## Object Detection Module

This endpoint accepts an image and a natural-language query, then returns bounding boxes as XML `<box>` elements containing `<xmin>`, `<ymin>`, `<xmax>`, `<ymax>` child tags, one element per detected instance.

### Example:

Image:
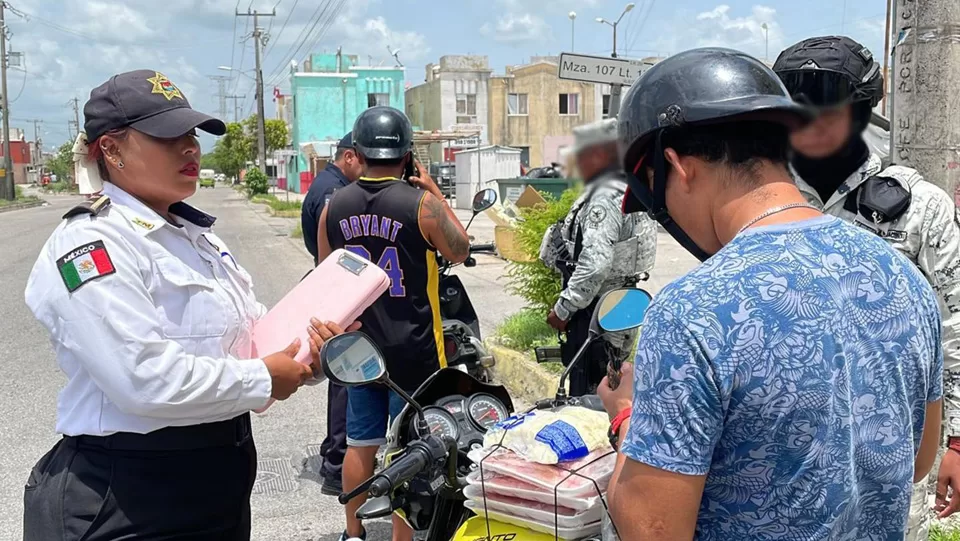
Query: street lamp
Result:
<box><xmin>595</xmin><ymin>2</ymin><xmax>634</xmax><ymax>58</ymax></box>
<box><xmin>569</xmin><ymin>11</ymin><xmax>577</xmax><ymax>51</ymax></box>
<box><xmin>218</xmin><ymin>65</ymin><xmax>255</xmax><ymax>81</ymax></box>
<box><xmin>761</xmin><ymin>23</ymin><xmax>769</xmax><ymax>61</ymax></box>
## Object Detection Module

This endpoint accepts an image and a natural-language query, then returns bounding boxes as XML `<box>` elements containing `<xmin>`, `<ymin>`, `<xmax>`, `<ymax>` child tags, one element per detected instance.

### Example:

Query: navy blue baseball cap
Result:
<box><xmin>84</xmin><ymin>69</ymin><xmax>226</xmax><ymax>142</ymax></box>
<box><xmin>337</xmin><ymin>132</ymin><xmax>354</xmax><ymax>149</ymax></box>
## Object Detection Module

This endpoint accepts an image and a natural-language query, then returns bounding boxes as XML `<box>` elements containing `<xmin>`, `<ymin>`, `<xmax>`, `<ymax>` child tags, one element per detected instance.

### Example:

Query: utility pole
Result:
<box><xmin>236</xmin><ymin>7</ymin><xmax>275</xmax><ymax>174</ymax></box>
<box><xmin>31</xmin><ymin>118</ymin><xmax>40</xmax><ymax>171</ymax></box>
<box><xmin>68</xmin><ymin>97</ymin><xmax>80</xmax><ymax>138</ymax></box>
<box><xmin>597</xmin><ymin>3</ymin><xmax>635</xmax><ymax>119</ymax></box>
<box><xmin>209</xmin><ymin>75</ymin><xmax>230</xmax><ymax>120</ymax></box>
<box><xmin>891</xmin><ymin>0</ymin><xmax>960</xmax><ymax>202</ymax></box>
<box><xmin>226</xmin><ymin>94</ymin><xmax>246</xmax><ymax>123</ymax></box>
<box><xmin>0</xmin><ymin>0</ymin><xmax>12</xmax><ymax>200</ymax></box>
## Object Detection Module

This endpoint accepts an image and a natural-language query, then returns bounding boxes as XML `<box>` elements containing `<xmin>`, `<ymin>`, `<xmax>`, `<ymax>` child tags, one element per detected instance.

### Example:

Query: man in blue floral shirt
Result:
<box><xmin>600</xmin><ymin>47</ymin><xmax>944</xmax><ymax>540</ymax></box>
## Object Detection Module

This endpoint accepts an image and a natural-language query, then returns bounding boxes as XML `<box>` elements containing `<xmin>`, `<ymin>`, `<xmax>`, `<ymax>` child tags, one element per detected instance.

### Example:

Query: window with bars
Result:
<box><xmin>456</xmin><ymin>94</ymin><xmax>477</xmax><ymax>116</ymax></box>
<box><xmin>507</xmin><ymin>93</ymin><xmax>529</xmax><ymax>115</ymax></box>
<box><xmin>559</xmin><ymin>93</ymin><xmax>580</xmax><ymax>115</ymax></box>
<box><xmin>367</xmin><ymin>93</ymin><xmax>390</xmax><ymax>107</ymax></box>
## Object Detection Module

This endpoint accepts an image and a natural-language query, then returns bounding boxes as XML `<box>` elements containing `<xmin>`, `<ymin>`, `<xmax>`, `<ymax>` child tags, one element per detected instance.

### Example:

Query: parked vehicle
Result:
<box><xmin>430</xmin><ymin>162</ymin><xmax>456</xmax><ymax>198</ymax></box>
<box><xmin>320</xmin><ymin>287</ymin><xmax>651</xmax><ymax>541</ymax></box>
<box><xmin>198</xmin><ymin>168</ymin><xmax>216</xmax><ymax>188</ymax></box>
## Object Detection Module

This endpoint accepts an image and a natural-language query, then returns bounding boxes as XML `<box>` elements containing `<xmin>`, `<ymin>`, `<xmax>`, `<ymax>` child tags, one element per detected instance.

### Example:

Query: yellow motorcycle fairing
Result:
<box><xmin>452</xmin><ymin>516</ymin><xmax>560</xmax><ymax>541</ymax></box>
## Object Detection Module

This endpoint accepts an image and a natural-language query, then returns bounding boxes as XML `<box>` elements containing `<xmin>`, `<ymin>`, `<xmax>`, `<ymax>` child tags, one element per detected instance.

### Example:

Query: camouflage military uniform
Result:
<box><xmin>542</xmin><ymin>170</ymin><xmax>658</xmax><ymax>352</ymax></box>
<box><xmin>794</xmin><ymin>153</ymin><xmax>960</xmax><ymax>540</ymax></box>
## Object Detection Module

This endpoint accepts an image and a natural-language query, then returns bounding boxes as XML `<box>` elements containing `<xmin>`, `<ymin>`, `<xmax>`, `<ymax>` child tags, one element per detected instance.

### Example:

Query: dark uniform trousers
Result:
<box><xmin>23</xmin><ymin>414</ymin><xmax>257</xmax><ymax>541</ymax></box>
<box><xmin>560</xmin><ymin>297</ymin><xmax>624</xmax><ymax>397</ymax></box>
<box><xmin>319</xmin><ymin>381</ymin><xmax>347</xmax><ymax>483</ymax></box>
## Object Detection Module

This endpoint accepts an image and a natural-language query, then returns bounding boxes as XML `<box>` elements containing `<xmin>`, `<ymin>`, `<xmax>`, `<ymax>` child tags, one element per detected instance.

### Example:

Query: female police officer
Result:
<box><xmin>22</xmin><ymin>70</ymin><xmax>345</xmax><ymax>540</ymax></box>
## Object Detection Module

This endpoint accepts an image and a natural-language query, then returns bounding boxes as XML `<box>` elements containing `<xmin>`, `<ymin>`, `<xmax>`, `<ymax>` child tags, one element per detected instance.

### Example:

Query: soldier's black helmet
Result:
<box><xmin>352</xmin><ymin>106</ymin><xmax>413</xmax><ymax>160</ymax></box>
<box><xmin>618</xmin><ymin>47</ymin><xmax>813</xmax><ymax>261</ymax></box>
<box><xmin>773</xmin><ymin>36</ymin><xmax>884</xmax><ymax>109</ymax></box>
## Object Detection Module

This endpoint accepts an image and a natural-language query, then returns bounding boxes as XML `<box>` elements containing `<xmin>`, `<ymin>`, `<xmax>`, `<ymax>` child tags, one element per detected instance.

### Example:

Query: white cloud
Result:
<box><xmin>481</xmin><ymin>13</ymin><xmax>552</xmax><ymax>44</ymax></box>
<box><xmin>76</xmin><ymin>1</ymin><xmax>155</xmax><ymax>43</ymax></box>
<box><xmin>653</xmin><ymin>4</ymin><xmax>782</xmax><ymax>61</ymax></box>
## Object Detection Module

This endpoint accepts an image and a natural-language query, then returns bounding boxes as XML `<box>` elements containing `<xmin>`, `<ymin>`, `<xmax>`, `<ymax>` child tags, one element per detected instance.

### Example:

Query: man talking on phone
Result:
<box><xmin>316</xmin><ymin>106</ymin><xmax>470</xmax><ymax>541</ymax></box>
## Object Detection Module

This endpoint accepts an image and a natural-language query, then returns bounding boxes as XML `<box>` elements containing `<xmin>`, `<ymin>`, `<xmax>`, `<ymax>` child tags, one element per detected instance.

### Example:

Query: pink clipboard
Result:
<box><xmin>251</xmin><ymin>249</ymin><xmax>389</xmax><ymax>412</ymax></box>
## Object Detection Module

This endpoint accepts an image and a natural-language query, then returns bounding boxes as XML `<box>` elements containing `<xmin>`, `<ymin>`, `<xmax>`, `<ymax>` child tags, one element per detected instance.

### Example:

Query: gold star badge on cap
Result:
<box><xmin>147</xmin><ymin>72</ymin><xmax>184</xmax><ymax>101</ymax></box>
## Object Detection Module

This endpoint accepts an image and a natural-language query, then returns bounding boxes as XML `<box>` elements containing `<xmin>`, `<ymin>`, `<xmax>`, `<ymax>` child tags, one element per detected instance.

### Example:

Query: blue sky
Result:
<box><xmin>12</xmin><ymin>0</ymin><xmax>888</xmax><ymax>152</ymax></box>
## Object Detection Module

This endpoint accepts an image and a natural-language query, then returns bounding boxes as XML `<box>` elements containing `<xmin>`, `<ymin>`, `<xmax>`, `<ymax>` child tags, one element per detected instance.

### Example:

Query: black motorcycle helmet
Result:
<box><xmin>619</xmin><ymin>47</ymin><xmax>813</xmax><ymax>261</ymax></box>
<box><xmin>352</xmin><ymin>106</ymin><xmax>413</xmax><ymax>160</ymax></box>
<box><xmin>773</xmin><ymin>36</ymin><xmax>883</xmax><ymax>110</ymax></box>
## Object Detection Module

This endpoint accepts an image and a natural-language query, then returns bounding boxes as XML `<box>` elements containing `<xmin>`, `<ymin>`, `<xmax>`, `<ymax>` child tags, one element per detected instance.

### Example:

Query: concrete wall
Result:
<box><xmin>488</xmin><ymin>62</ymin><xmax>599</xmax><ymax>167</ymax></box>
<box><xmin>406</xmin><ymin>79</ymin><xmax>442</xmax><ymax>131</ymax></box>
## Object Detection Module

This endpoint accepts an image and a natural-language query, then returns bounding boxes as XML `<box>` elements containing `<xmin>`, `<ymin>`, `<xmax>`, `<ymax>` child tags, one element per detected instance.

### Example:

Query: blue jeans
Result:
<box><xmin>345</xmin><ymin>384</ymin><xmax>406</xmax><ymax>447</ymax></box>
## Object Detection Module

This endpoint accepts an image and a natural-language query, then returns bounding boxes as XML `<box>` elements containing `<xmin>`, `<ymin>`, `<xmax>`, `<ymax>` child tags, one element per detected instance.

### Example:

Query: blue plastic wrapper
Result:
<box><xmin>534</xmin><ymin>420</ymin><xmax>589</xmax><ymax>462</ymax></box>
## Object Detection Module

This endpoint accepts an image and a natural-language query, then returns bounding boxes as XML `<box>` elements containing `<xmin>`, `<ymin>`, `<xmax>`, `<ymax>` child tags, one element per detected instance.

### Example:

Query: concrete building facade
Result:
<box><xmin>405</xmin><ymin>55</ymin><xmax>492</xmax><ymax>163</ymax></box>
<box><xmin>287</xmin><ymin>52</ymin><xmax>405</xmax><ymax>193</ymax></box>
<box><xmin>488</xmin><ymin>58</ymin><xmax>599</xmax><ymax>168</ymax></box>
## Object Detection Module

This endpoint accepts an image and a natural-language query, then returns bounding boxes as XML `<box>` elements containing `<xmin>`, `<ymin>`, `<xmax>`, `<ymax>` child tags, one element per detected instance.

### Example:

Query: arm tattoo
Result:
<box><xmin>425</xmin><ymin>195</ymin><xmax>469</xmax><ymax>258</ymax></box>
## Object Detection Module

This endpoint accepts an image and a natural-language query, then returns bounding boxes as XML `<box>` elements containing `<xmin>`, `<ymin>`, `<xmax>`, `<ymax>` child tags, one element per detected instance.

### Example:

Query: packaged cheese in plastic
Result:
<box><xmin>465</xmin><ymin>469</ymin><xmax>602</xmax><ymax>512</ymax></box>
<box><xmin>482</xmin><ymin>406</ymin><xmax>610</xmax><ymax>464</ymax></box>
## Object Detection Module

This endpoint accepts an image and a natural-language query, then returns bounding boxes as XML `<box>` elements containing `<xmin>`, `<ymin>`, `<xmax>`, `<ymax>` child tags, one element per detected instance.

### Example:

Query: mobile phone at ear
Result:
<box><xmin>403</xmin><ymin>158</ymin><xmax>416</xmax><ymax>184</ymax></box>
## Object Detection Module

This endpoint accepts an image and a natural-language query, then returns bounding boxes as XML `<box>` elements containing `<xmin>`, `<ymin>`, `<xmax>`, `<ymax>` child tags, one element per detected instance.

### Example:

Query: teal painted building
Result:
<box><xmin>287</xmin><ymin>53</ymin><xmax>406</xmax><ymax>193</ymax></box>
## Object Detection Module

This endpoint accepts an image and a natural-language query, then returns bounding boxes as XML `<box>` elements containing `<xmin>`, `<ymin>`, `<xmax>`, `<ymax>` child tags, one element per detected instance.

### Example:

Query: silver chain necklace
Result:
<box><xmin>737</xmin><ymin>202</ymin><xmax>819</xmax><ymax>234</ymax></box>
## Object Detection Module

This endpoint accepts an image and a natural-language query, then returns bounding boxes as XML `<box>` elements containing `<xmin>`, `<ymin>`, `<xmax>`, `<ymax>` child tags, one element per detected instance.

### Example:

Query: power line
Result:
<box><xmin>263</xmin><ymin>0</ymin><xmax>299</xmax><ymax>60</ymax></box>
<box><xmin>627</xmin><ymin>0</ymin><xmax>656</xmax><ymax>54</ymax></box>
<box><xmin>228</xmin><ymin>0</ymin><xmax>241</xmax><ymax>76</ymax></box>
<box><xmin>233</xmin><ymin>15</ymin><xmax>252</xmax><ymax>94</ymax></box>
<box><xmin>266</xmin><ymin>0</ymin><xmax>346</xmax><ymax>86</ymax></box>
<box><xmin>262</xmin><ymin>0</ymin><xmax>333</xmax><ymax>84</ymax></box>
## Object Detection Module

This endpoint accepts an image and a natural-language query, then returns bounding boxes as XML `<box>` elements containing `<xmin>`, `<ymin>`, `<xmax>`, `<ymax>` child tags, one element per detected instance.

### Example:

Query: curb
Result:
<box><xmin>0</xmin><ymin>199</ymin><xmax>45</xmax><ymax>213</ymax></box>
<box><xmin>267</xmin><ymin>207</ymin><xmax>301</xmax><ymax>218</ymax></box>
<box><xmin>488</xmin><ymin>344</ymin><xmax>559</xmax><ymax>405</ymax></box>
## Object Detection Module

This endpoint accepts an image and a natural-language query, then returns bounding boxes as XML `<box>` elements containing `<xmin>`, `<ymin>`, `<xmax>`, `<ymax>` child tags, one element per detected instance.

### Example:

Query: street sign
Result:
<box><xmin>557</xmin><ymin>52</ymin><xmax>651</xmax><ymax>86</ymax></box>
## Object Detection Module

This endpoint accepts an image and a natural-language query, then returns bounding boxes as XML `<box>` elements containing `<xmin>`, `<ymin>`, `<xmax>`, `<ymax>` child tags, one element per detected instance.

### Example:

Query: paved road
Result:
<box><xmin>0</xmin><ymin>186</ymin><xmax>524</xmax><ymax>541</ymax></box>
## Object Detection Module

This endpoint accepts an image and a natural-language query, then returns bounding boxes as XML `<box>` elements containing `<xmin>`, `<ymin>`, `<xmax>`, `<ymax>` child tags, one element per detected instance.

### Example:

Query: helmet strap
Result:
<box><xmin>648</xmin><ymin>130</ymin><xmax>714</xmax><ymax>262</ymax></box>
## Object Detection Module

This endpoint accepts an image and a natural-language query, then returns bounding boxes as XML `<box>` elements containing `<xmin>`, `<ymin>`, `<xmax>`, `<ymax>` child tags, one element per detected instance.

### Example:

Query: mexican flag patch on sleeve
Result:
<box><xmin>57</xmin><ymin>240</ymin><xmax>116</xmax><ymax>292</ymax></box>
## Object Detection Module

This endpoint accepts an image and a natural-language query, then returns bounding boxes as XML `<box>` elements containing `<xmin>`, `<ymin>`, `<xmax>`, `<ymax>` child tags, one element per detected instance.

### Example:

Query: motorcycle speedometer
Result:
<box><xmin>467</xmin><ymin>394</ymin><xmax>508</xmax><ymax>431</ymax></box>
<box><xmin>423</xmin><ymin>407</ymin><xmax>460</xmax><ymax>440</ymax></box>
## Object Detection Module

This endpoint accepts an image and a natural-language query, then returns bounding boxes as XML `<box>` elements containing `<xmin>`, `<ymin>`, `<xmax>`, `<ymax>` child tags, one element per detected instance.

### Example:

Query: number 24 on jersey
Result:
<box><xmin>345</xmin><ymin>245</ymin><xmax>406</xmax><ymax>297</ymax></box>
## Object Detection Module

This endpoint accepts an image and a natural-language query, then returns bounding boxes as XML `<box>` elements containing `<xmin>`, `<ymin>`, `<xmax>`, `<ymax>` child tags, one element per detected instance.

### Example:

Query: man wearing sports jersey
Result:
<box><xmin>317</xmin><ymin>106</ymin><xmax>470</xmax><ymax>541</ymax></box>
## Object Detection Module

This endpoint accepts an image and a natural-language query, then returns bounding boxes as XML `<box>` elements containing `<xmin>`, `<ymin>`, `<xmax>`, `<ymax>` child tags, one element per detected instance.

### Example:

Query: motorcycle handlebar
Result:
<box><xmin>470</xmin><ymin>244</ymin><xmax>495</xmax><ymax>253</ymax></box>
<box><xmin>366</xmin><ymin>442</ymin><xmax>434</xmax><ymax>498</ymax></box>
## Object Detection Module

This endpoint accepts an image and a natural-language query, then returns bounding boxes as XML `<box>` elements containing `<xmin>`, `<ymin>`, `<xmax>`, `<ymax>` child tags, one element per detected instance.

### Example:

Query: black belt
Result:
<box><xmin>66</xmin><ymin>414</ymin><xmax>252</xmax><ymax>452</ymax></box>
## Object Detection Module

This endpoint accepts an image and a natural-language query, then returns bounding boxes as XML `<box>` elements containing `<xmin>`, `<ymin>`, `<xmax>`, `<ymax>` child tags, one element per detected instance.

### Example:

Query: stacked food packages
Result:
<box><xmin>465</xmin><ymin>406</ymin><xmax>616</xmax><ymax>540</ymax></box>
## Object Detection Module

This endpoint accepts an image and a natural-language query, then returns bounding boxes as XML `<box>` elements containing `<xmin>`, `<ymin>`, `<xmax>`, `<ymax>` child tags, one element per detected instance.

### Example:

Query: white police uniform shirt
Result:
<box><xmin>25</xmin><ymin>182</ymin><xmax>273</xmax><ymax>437</ymax></box>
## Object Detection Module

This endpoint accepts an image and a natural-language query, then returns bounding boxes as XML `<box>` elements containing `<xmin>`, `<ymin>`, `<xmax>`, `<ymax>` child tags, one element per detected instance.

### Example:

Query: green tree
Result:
<box><xmin>243</xmin><ymin>167</ymin><xmax>269</xmax><ymax>197</ymax></box>
<box><xmin>242</xmin><ymin>115</ymin><xmax>289</xmax><ymax>155</ymax></box>
<box><xmin>211</xmin><ymin>122</ymin><xmax>251</xmax><ymax>181</ymax></box>
<box><xmin>47</xmin><ymin>141</ymin><xmax>74</xmax><ymax>182</ymax></box>
<box><xmin>200</xmin><ymin>152</ymin><xmax>220</xmax><ymax>172</ymax></box>
<box><xmin>504</xmin><ymin>189</ymin><xmax>581</xmax><ymax>314</ymax></box>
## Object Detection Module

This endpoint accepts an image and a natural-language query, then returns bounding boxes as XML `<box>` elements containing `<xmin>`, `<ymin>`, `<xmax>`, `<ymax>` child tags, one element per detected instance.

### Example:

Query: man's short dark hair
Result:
<box><xmin>334</xmin><ymin>147</ymin><xmax>349</xmax><ymax>161</ymax></box>
<box><xmin>660</xmin><ymin>120</ymin><xmax>790</xmax><ymax>183</ymax></box>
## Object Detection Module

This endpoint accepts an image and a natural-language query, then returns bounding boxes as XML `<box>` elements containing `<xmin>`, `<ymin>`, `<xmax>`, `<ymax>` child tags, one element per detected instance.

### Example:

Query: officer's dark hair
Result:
<box><xmin>657</xmin><ymin>120</ymin><xmax>791</xmax><ymax>185</ymax></box>
<box><xmin>334</xmin><ymin>147</ymin><xmax>350</xmax><ymax>161</ymax></box>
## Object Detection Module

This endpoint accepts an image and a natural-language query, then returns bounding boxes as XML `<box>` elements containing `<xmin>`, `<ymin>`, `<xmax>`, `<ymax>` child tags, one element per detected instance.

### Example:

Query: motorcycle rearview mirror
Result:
<box><xmin>592</xmin><ymin>287</ymin><xmax>652</xmax><ymax>334</ymax></box>
<box><xmin>554</xmin><ymin>288</ymin><xmax>652</xmax><ymax>404</ymax></box>
<box><xmin>464</xmin><ymin>189</ymin><xmax>498</xmax><ymax>231</ymax></box>
<box><xmin>321</xmin><ymin>332</ymin><xmax>429</xmax><ymax>431</ymax></box>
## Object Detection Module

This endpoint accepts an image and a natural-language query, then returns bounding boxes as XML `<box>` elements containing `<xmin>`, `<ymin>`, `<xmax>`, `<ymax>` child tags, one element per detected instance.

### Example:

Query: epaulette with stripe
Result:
<box><xmin>62</xmin><ymin>195</ymin><xmax>111</xmax><ymax>220</ymax></box>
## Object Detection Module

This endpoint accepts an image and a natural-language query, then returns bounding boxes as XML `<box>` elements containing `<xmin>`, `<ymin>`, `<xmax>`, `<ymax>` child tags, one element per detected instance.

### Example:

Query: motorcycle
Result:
<box><xmin>440</xmin><ymin>189</ymin><xmax>499</xmax><ymax>382</ymax></box>
<box><xmin>319</xmin><ymin>286</ymin><xmax>652</xmax><ymax>541</ymax></box>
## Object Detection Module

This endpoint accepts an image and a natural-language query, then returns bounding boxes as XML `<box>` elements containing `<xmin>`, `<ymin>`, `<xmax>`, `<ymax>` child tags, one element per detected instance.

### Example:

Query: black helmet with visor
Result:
<box><xmin>773</xmin><ymin>36</ymin><xmax>883</xmax><ymax>110</ymax></box>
